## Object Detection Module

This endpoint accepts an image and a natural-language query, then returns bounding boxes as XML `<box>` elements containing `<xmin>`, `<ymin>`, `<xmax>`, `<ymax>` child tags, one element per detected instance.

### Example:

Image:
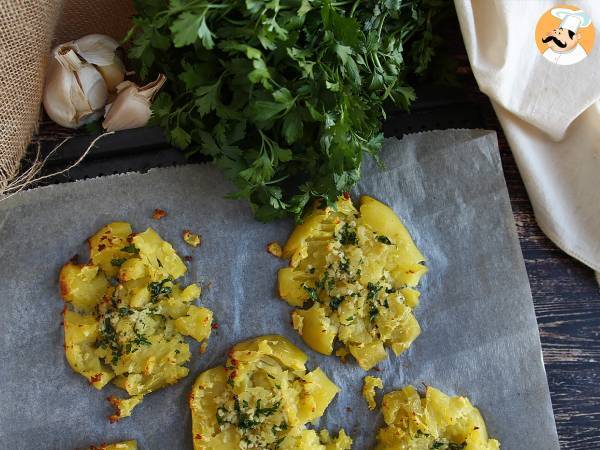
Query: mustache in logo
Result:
<box><xmin>542</xmin><ymin>35</ymin><xmax>567</xmax><ymax>48</ymax></box>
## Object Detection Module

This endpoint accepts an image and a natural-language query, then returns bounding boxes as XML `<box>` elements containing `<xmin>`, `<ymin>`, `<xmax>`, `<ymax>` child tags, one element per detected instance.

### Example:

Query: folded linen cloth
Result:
<box><xmin>454</xmin><ymin>0</ymin><xmax>600</xmax><ymax>281</ymax></box>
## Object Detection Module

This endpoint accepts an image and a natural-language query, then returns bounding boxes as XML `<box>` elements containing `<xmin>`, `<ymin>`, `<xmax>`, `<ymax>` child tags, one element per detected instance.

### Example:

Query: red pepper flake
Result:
<box><xmin>107</xmin><ymin>396</ymin><xmax>122</xmax><ymax>423</ymax></box>
<box><xmin>211</xmin><ymin>322</ymin><xmax>219</xmax><ymax>330</ymax></box>
<box><xmin>343</xmin><ymin>191</ymin><xmax>350</xmax><ymax>199</ymax></box>
<box><xmin>373</xmin><ymin>367</ymin><xmax>381</xmax><ymax>372</ymax></box>
<box><xmin>346</xmin><ymin>407</ymin><xmax>353</xmax><ymax>412</ymax></box>
<box><xmin>194</xmin><ymin>434</ymin><xmax>202</xmax><ymax>440</ymax></box>
<box><xmin>97</xmin><ymin>244</ymin><xmax>106</xmax><ymax>251</ymax></box>
<box><xmin>89</xmin><ymin>373</ymin><xmax>103</xmax><ymax>384</ymax></box>
<box><xmin>152</xmin><ymin>208</ymin><xmax>168</xmax><ymax>220</ymax></box>
<box><xmin>69</xmin><ymin>254</ymin><xmax>79</xmax><ymax>263</ymax></box>
<box><xmin>184</xmin><ymin>255</ymin><xmax>193</xmax><ymax>262</ymax></box>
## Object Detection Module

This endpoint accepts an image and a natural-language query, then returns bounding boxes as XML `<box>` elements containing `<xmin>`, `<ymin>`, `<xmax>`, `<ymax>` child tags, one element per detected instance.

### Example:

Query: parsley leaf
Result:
<box><xmin>129</xmin><ymin>0</ymin><xmax>450</xmax><ymax>221</ymax></box>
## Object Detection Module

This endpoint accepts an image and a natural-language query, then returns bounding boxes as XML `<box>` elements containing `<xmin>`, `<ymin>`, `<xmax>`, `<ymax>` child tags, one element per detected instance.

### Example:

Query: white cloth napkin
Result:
<box><xmin>455</xmin><ymin>0</ymin><xmax>600</xmax><ymax>281</ymax></box>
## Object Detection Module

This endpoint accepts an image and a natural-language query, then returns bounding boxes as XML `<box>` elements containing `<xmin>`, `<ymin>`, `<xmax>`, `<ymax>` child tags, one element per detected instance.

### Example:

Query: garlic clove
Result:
<box><xmin>69</xmin><ymin>70</ymin><xmax>94</xmax><ymax>120</ymax></box>
<box><xmin>76</xmin><ymin>64</ymin><xmax>108</xmax><ymax>111</ymax></box>
<box><xmin>43</xmin><ymin>57</ymin><xmax>78</xmax><ymax>128</ymax></box>
<box><xmin>73</xmin><ymin>34</ymin><xmax>120</xmax><ymax>66</ymax></box>
<box><xmin>103</xmin><ymin>89</ymin><xmax>152</xmax><ymax>131</ymax></box>
<box><xmin>102</xmin><ymin>74</ymin><xmax>167</xmax><ymax>132</ymax></box>
<box><xmin>72</xmin><ymin>34</ymin><xmax>126</xmax><ymax>93</ymax></box>
<box><xmin>96</xmin><ymin>56</ymin><xmax>126</xmax><ymax>92</ymax></box>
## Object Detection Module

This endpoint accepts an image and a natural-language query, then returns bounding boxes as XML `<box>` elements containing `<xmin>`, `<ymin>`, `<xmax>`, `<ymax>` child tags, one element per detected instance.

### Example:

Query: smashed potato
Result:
<box><xmin>60</xmin><ymin>222</ymin><xmax>213</xmax><ymax>421</ymax></box>
<box><xmin>189</xmin><ymin>335</ymin><xmax>352</xmax><ymax>450</ymax></box>
<box><xmin>362</xmin><ymin>376</ymin><xmax>384</xmax><ymax>411</ymax></box>
<box><xmin>88</xmin><ymin>441</ymin><xmax>137</xmax><ymax>450</ymax></box>
<box><xmin>376</xmin><ymin>385</ymin><xmax>500</xmax><ymax>450</ymax></box>
<box><xmin>277</xmin><ymin>195</ymin><xmax>427</xmax><ymax>370</ymax></box>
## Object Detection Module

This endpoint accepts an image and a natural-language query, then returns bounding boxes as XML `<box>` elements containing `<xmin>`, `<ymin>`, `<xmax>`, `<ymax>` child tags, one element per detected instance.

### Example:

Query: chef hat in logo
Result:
<box><xmin>551</xmin><ymin>8</ymin><xmax>592</xmax><ymax>33</ymax></box>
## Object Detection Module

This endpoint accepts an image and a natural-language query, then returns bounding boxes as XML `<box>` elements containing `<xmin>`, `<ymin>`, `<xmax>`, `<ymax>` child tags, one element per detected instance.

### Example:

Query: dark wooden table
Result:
<box><xmin>27</xmin><ymin>27</ymin><xmax>599</xmax><ymax>450</ymax></box>
<box><xmin>462</xmin><ymin>64</ymin><xmax>600</xmax><ymax>450</ymax></box>
<box><xmin>492</xmin><ymin>119</ymin><xmax>600</xmax><ymax>450</ymax></box>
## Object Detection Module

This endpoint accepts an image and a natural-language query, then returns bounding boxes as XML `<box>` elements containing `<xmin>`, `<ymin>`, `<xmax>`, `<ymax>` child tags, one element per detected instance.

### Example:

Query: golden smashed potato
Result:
<box><xmin>362</xmin><ymin>376</ymin><xmax>384</xmax><ymax>411</ymax></box>
<box><xmin>88</xmin><ymin>440</ymin><xmax>137</xmax><ymax>450</ymax></box>
<box><xmin>183</xmin><ymin>229</ymin><xmax>202</xmax><ymax>247</ymax></box>
<box><xmin>59</xmin><ymin>222</ymin><xmax>213</xmax><ymax>421</ymax></box>
<box><xmin>277</xmin><ymin>195</ymin><xmax>427</xmax><ymax>370</ymax></box>
<box><xmin>376</xmin><ymin>385</ymin><xmax>500</xmax><ymax>450</ymax></box>
<box><xmin>189</xmin><ymin>335</ymin><xmax>352</xmax><ymax>450</ymax></box>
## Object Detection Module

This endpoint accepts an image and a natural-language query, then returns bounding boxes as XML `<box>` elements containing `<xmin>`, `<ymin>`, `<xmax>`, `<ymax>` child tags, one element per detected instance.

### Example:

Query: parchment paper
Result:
<box><xmin>0</xmin><ymin>130</ymin><xmax>559</xmax><ymax>450</ymax></box>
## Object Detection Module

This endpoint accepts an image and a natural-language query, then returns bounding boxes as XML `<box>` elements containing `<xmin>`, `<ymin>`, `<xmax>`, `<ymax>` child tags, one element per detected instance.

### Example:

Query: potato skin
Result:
<box><xmin>277</xmin><ymin>195</ymin><xmax>427</xmax><ymax>370</ymax></box>
<box><xmin>60</xmin><ymin>222</ymin><xmax>213</xmax><ymax>421</ymax></box>
<box><xmin>190</xmin><ymin>336</ymin><xmax>350</xmax><ymax>450</ymax></box>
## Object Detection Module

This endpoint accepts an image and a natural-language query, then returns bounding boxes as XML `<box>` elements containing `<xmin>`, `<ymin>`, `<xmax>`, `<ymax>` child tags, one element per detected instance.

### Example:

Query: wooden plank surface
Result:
<box><xmin>496</xmin><ymin>124</ymin><xmax>600</xmax><ymax>450</ymax></box>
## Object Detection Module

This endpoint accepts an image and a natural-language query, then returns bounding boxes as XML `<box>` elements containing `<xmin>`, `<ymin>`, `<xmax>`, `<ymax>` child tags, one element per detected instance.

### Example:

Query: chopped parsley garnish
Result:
<box><xmin>367</xmin><ymin>282</ymin><xmax>382</xmax><ymax>300</ymax></box>
<box><xmin>369</xmin><ymin>303</ymin><xmax>379</xmax><ymax>321</ymax></box>
<box><xmin>255</xmin><ymin>399</ymin><xmax>281</xmax><ymax>417</ymax></box>
<box><xmin>118</xmin><ymin>307</ymin><xmax>133</xmax><ymax>317</ymax></box>
<box><xmin>148</xmin><ymin>277</ymin><xmax>173</xmax><ymax>303</ymax></box>
<box><xmin>303</xmin><ymin>285</ymin><xmax>320</xmax><ymax>303</ymax></box>
<box><xmin>337</xmin><ymin>223</ymin><xmax>358</xmax><ymax>246</ymax></box>
<box><xmin>329</xmin><ymin>296</ymin><xmax>344</xmax><ymax>310</ymax></box>
<box><xmin>346</xmin><ymin>316</ymin><xmax>354</xmax><ymax>322</ymax></box>
<box><xmin>271</xmin><ymin>421</ymin><xmax>288</xmax><ymax>435</ymax></box>
<box><xmin>120</xmin><ymin>244</ymin><xmax>139</xmax><ymax>254</ymax></box>
<box><xmin>376</xmin><ymin>235</ymin><xmax>392</xmax><ymax>245</ymax></box>
<box><xmin>338</xmin><ymin>258</ymin><xmax>350</xmax><ymax>274</ymax></box>
<box><xmin>385</xmin><ymin>287</ymin><xmax>397</xmax><ymax>294</ymax></box>
<box><xmin>234</xmin><ymin>398</ymin><xmax>257</xmax><ymax>429</ymax></box>
<box><xmin>97</xmin><ymin>317</ymin><xmax>122</xmax><ymax>364</ymax></box>
<box><xmin>132</xmin><ymin>331</ymin><xmax>151</xmax><ymax>347</ymax></box>
<box><xmin>216</xmin><ymin>406</ymin><xmax>228</xmax><ymax>425</ymax></box>
<box><xmin>111</xmin><ymin>258</ymin><xmax>127</xmax><ymax>267</ymax></box>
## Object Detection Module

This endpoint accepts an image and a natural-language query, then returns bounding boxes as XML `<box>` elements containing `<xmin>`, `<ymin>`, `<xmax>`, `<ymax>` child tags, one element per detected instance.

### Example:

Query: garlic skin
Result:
<box><xmin>103</xmin><ymin>74</ymin><xmax>166</xmax><ymax>132</ymax></box>
<box><xmin>43</xmin><ymin>34</ymin><xmax>126</xmax><ymax>128</ymax></box>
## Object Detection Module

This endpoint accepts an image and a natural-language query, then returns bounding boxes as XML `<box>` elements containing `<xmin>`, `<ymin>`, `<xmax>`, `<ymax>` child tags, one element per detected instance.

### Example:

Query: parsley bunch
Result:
<box><xmin>129</xmin><ymin>0</ymin><xmax>448</xmax><ymax>221</ymax></box>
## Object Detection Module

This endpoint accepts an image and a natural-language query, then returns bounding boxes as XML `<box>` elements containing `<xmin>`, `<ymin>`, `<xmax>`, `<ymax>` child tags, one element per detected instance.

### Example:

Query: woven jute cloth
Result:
<box><xmin>0</xmin><ymin>0</ymin><xmax>134</xmax><ymax>194</ymax></box>
<box><xmin>0</xmin><ymin>1</ymin><xmax>61</xmax><ymax>192</ymax></box>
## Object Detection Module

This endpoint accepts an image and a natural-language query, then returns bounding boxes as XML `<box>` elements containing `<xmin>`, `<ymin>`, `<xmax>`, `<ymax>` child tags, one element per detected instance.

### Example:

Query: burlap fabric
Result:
<box><xmin>0</xmin><ymin>0</ymin><xmax>134</xmax><ymax>194</ymax></box>
<box><xmin>0</xmin><ymin>1</ymin><xmax>61</xmax><ymax>192</ymax></box>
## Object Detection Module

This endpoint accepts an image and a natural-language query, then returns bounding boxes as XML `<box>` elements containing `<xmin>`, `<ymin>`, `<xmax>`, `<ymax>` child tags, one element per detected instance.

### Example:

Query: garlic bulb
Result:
<box><xmin>43</xmin><ymin>34</ymin><xmax>126</xmax><ymax>128</ymax></box>
<box><xmin>103</xmin><ymin>74</ymin><xmax>166</xmax><ymax>132</ymax></box>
